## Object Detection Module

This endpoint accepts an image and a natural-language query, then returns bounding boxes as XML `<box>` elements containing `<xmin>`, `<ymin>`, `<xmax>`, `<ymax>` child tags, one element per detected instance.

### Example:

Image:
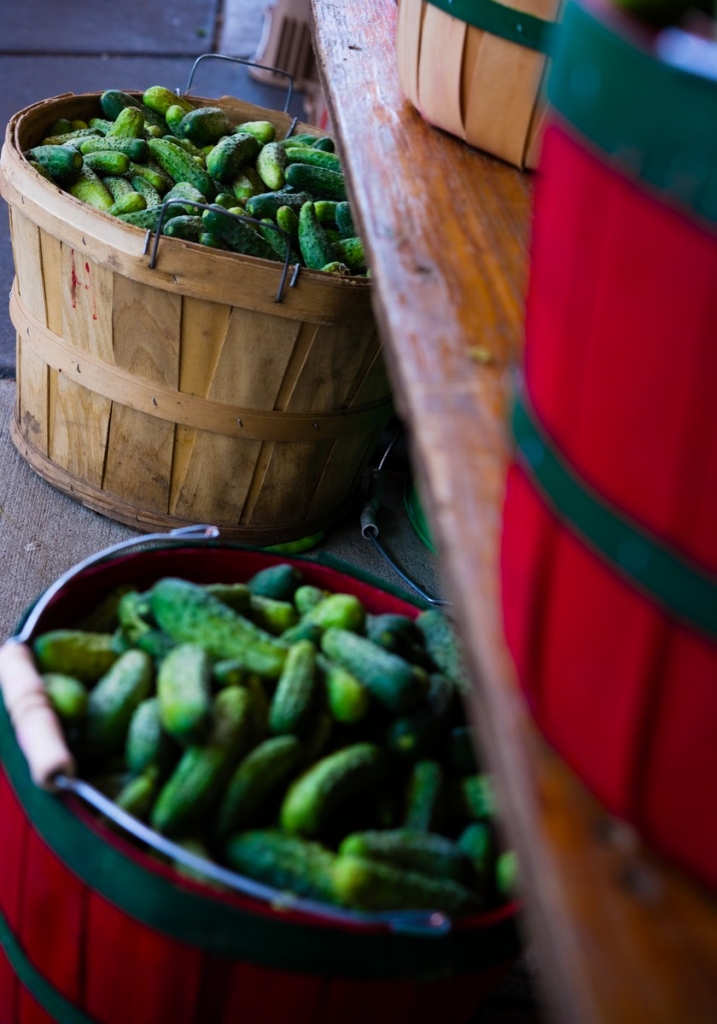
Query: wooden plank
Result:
<box><xmin>309</xmin><ymin>1</ymin><xmax>717</xmax><ymax>1023</ymax></box>
<box><xmin>102</xmin><ymin>276</ymin><xmax>179</xmax><ymax>512</ymax></box>
<box><xmin>9</xmin><ymin>211</ymin><xmax>49</xmax><ymax>454</ymax></box>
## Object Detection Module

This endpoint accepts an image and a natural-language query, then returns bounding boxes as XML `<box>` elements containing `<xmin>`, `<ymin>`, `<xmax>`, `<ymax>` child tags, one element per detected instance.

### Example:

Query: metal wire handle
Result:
<box><xmin>146</xmin><ymin>198</ymin><xmax>298</xmax><ymax>303</ymax></box>
<box><xmin>360</xmin><ymin>432</ymin><xmax>451</xmax><ymax>608</ymax></box>
<box><xmin>13</xmin><ymin>525</ymin><xmax>220</xmax><ymax>645</ymax></box>
<box><xmin>54</xmin><ymin>774</ymin><xmax>453</xmax><ymax>937</ymax></box>
<box><xmin>183</xmin><ymin>53</ymin><xmax>295</xmax><ymax>114</ymax></box>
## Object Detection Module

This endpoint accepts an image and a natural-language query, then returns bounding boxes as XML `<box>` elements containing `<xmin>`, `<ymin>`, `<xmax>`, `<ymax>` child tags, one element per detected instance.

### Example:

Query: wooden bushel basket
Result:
<box><xmin>0</xmin><ymin>92</ymin><xmax>393</xmax><ymax>546</ymax></box>
<box><xmin>0</xmin><ymin>540</ymin><xmax>520</xmax><ymax>1024</ymax></box>
<box><xmin>395</xmin><ymin>0</ymin><xmax>561</xmax><ymax>169</ymax></box>
<box><xmin>501</xmin><ymin>0</ymin><xmax>717</xmax><ymax>887</ymax></box>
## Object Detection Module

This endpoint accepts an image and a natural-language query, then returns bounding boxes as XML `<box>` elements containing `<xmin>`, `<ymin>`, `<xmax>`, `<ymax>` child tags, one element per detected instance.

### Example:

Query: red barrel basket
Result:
<box><xmin>0</xmin><ymin>537</ymin><xmax>520</xmax><ymax>1024</ymax></box>
<box><xmin>501</xmin><ymin>0</ymin><xmax>717</xmax><ymax>887</ymax></box>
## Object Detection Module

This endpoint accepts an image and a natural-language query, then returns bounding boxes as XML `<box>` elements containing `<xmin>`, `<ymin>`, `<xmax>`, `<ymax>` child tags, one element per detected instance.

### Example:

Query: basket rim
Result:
<box><xmin>0</xmin><ymin>91</ymin><xmax>374</xmax><ymax>325</ymax></box>
<box><xmin>4</xmin><ymin>543</ymin><xmax>522</xmax><ymax>978</ymax></box>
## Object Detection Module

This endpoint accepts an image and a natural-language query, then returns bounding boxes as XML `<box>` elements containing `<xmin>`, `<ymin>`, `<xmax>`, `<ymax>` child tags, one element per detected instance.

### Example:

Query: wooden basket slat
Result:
<box><xmin>417</xmin><ymin>4</ymin><xmax>467</xmax><ymax>141</ymax></box>
<box><xmin>62</xmin><ymin>248</ymin><xmax>115</xmax><ymax>361</ymax></box>
<box><xmin>178</xmin><ymin>295</ymin><xmax>233</xmax><ymax>399</ymax></box>
<box><xmin>463</xmin><ymin>34</ymin><xmax>546</xmax><ymax>169</ymax></box>
<box><xmin>395</xmin><ymin>0</ymin><xmax>425</xmax><ymax>109</ymax></box>
<box><xmin>170</xmin><ymin>432</ymin><xmax>264</xmax><ymax>524</ymax></box>
<box><xmin>12</xmin><ymin>211</ymin><xmax>52</xmax><ymax>457</ymax></box>
<box><xmin>306</xmin><ymin>429</ymin><xmax>381</xmax><ymax>521</ymax></box>
<box><xmin>244</xmin><ymin>438</ymin><xmax>337</xmax><ymax>525</ymax></box>
<box><xmin>104</xmin><ymin>406</ymin><xmax>176</xmax><ymax>512</ymax></box>
<box><xmin>10</xmin><ymin>210</ymin><xmax>47</xmax><ymax>325</ymax></box>
<box><xmin>111</xmin><ymin>275</ymin><xmax>181</xmax><ymax>385</ymax></box>
<box><xmin>49</xmin><ymin>372</ymin><xmax>111</xmax><ymax>488</ymax></box>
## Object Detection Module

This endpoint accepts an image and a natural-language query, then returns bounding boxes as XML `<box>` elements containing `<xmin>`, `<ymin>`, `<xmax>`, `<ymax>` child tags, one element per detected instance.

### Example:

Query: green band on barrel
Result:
<box><xmin>512</xmin><ymin>389</ymin><xmax>717</xmax><ymax>641</ymax></box>
<box><xmin>426</xmin><ymin>0</ymin><xmax>556</xmax><ymax>53</ymax></box>
<box><xmin>0</xmin><ymin>908</ymin><xmax>97</xmax><ymax>1024</ymax></box>
<box><xmin>547</xmin><ymin>0</ymin><xmax>717</xmax><ymax>227</ymax></box>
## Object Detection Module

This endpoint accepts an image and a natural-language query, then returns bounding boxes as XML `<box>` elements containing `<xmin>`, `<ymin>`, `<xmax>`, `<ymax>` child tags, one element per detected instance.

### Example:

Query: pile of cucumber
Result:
<box><xmin>24</xmin><ymin>86</ymin><xmax>368</xmax><ymax>276</ymax></box>
<box><xmin>31</xmin><ymin>563</ymin><xmax>516</xmax><ymax>918</ymax></box>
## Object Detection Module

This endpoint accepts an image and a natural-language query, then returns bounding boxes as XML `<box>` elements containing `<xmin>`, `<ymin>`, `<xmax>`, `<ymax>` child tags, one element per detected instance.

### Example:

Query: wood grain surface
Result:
<box><xmin>308</xmin><ymin>1</ymin><xmax>717</xmax><ymax>1022</ymax></box>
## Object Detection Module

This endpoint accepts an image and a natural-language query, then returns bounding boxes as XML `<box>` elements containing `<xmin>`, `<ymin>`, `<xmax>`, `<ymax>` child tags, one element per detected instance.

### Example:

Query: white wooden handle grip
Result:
<box><xmin>0</xmin><ymin>640</ymin><xmax>76</xmax><ymax>789</ymax></box>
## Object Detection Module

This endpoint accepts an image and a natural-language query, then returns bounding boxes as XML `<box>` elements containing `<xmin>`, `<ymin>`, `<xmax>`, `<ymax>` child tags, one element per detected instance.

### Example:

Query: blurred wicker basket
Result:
<box><xmin>396</xmin><ymin>0</ymin><xmax>562</xmax><ymax>169</ymax></box>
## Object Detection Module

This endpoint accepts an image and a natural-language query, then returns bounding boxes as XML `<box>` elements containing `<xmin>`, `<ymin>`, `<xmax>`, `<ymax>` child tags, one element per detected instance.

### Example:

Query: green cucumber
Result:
<box><xmin>106</xmin><ymin>106</ymin><xmax>145</xmax><ymax>139</ymax></box>
<box><xmin>318</xmin><ymin>656</ymin><xmax>370</xmax><ymax>724</ymax></box>
<box><xmin>338</xmin><ymin>829</ymin><xmax>472</xmax><ymax>884</ymax></box>
<box><xmin>156</xmin><ymin>642</ymin><xmax>213</xmax><ymax>745</ymax></box>
<box><xmin>280</xmin><ymin>742</ymin><xmax>385</xmax><ymax>836</ymax></box>
<box><xmin>177</xmin><ymin>106</ymin><xmax>231</xmax><ymax>146</ymax></box>
<box><xmin>285</xmin><ymin>163</ymin><xmax>347</xmax><ymax>201</ymax></box>
<box><xmin>227</xmin><ymin>165</ymin><xmax>265</xmax><ymax>202</ymax></box>
<box><xmin>255</xmin><ymin>142</ymin><xmax>288</xmax><ymax>190</ymax></box>
<box><xmin>163</xmin><ymin>214</ymin><xmax>205</xmax><ymax>241</ymax></box>
<box><xmin>114</xmin><ymin>767</ymin><xmax>161</xmax><ymax>821</ymax></box>
<box><xmin>80</xmin><ymin>136</ymin><xmax>149</xmax><ymax>161</ymax></box>
<box><xmin>450</xmin><ymin>773</ymin><xmax>495</xmax><ymax>823</ymax></box>
<box><xmin>149</xmin><ymin>577</ymin><xmax>288</xmax><ymax>679</ymax></box>
<box><xmin>150</xmin><ymin>687</ymin><xmax>253</xmax><ymax>836</ymax></box>
<box><xmin>32</xmin><ymin>630</ymin><xmax>118</xmax><ymax>684</ymax></box>
<box><xmin>83</xmin><ymin>649</ymin><xmax>154</xmax><ymax>756</ymax></box>
<box><xmin>200</xmin><ymin>205</ymin><xmax>278</xmax><ymax>260</ymax></box>
<box><xmin>26</xmin><ymin>144</ymin><xmax>83</xmax><ymax>185</ymax></box>
<box><xmin>128</xmin><ymin>160</ymin><xmax>173</xmax><ymax>193</ymax></box>
<box><xmin>247</xmin><ymin>563</ymin><xmax>303</xmax><ymax>602</ymax></box>
<box><xmin>205</xmin><ymin>582</ymin><xmax>252</xmax><ymax>613</ymax></box>
<box><xmin>42</xmin><ymin>673</ymin><xmax>88</xmax><ymax>722</ymax></box>
<box><xmin>223</xmin><ymin>829</ymin><xmax>336</xmax><ymax>902</ymax></box>
<box><xmin>147</xmin><ymin>139</ymin><xmax>216</xmax><ymax>200</ymax></box>
<box><xmin>415</xmin><ymin>609</ymin><xmax>470</xmax><ymax>694</ymax></box>
<box><xmin>335</xmin><ymin>201</ymin><xmax>355</xmax><ymax>238</ymax></box>
<box><xmin>233</xmin><ymin>120</ymin><xmax>276</xmax><ymax>145</ymax></box>
<box><xmin>268</xmin><ymin>639</ymin><xmax>318</xmax><ymax>736</ymax></box>
<box><xmin>311</xmin><ymin>136</ymin><xmax>335</xmax><ymax>152</ymax></box>
<box><xmin>333</xmin><ymin>236</ymin><xmax>367</xmax><ymax>274</ymax></box>
<box><xmin>130</xmin><ymin>175</ymin><xmax>162</xmax><ymax>207</ymax></box>
<box><xmin>301</xmin><ymin>593</ymin><xmax>366</xmax><ymax>633</ymax></box>
<box><xmin>214</xmin><ymin>735</ymin><xmax>303</xmax><ymax>839</ymax></box>
<box><xmin>125</xmin><ymin>696</ymin><xmax>177</xmax><ymax>776</ymax></box>
<box><xmin>248</xmin><ymin>594</ymin><xmax>299</xmax><ymax>635</ymax></box>
<box><xmin>332</xmin><ymin>854</ymin><xmax>480</xmax><ymax>917</ymax></box>
<box><xmin>457</xmin><ymin>821</ymin><xmax>498</xmax><ymax>893</ymax></box>
<box><xmin>108</xmin><ymin>192</ymin><xmax>147</xmax><ymax>217</ymax></box>
<box><xmin>82</xmin><ymin>151</ymin><xmax>131</xmax><ymax>176</ymax></box>
<box><xmin>244</xmin><ymin>189</ymin><xmax>313</xmax><ymax>220</ymax></box>
<box><xmin>293</xmin><ymin>584</ymin><xmax>330</xmax><ymax>616</ymax></box>
<box><xmin>99</xmin><ymin>90</ymin><xmax>143</xmax><ymax>121</ymax></box>
<box><xmin>284</xmin><ymin>146</ymin><xmax>342</xmax><ymax>173</ymax></box>
<box><xmin>142</xmin><ymin>86</ymin><xmax>194</xmax><ymax>118</ymax></box>
<box><xmin>298</xmin><ymin>201</ymin><xmax>338</xmax><ymax>270</ymax></box>
<box><xmin>206</xmin><ymin>132</ymin><xmax>261</xmax><ymax>182</ymax></box>
<box><xmin>403</xmin><ymin>759</ymin><xmax>444</xmax><ymax>831</ymax></box>
<box><xmin>319</xmin><ymin>628</ymin><xmax>423</xmax><ymax>713</ymax></box>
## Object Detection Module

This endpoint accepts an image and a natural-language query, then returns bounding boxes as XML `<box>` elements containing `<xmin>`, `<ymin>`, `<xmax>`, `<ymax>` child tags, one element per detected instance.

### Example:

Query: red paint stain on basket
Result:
<box><xmin>70</xmin><ymin>252</ymin><xmax>78</xmax><ymax>309</ymax></box>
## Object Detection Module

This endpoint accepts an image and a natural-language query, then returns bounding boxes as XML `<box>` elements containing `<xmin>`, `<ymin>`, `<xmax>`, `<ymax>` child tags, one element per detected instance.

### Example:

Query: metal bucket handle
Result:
<box><xmin>183</xmin><ymin>52</ymin><xmax>295</xmax><ymax>116</ymax></box>
<box><xmin>146</xmin><ymin>198</ymin><xmax>298</xmax><ymax>303</ymax></box>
